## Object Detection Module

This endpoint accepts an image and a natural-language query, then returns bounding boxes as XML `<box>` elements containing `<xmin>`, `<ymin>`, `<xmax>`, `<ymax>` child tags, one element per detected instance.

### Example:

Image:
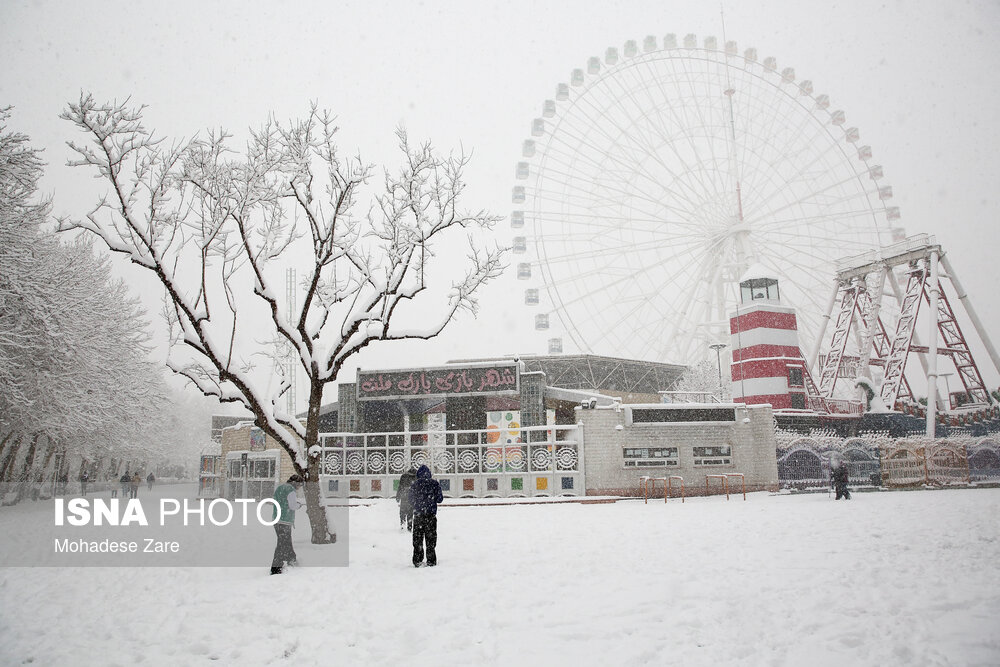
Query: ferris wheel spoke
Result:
<box><xmin>533</xmin><ymin>236</ymin><xmax>704</xmax><ymax>271</ymax></box>
<box><xmin>531</xmin><ymin>154</ymin><xmax>706</xmax><ymax>223</ymax></box>
<box><xmin>541</xmin><ymin>240</ymin><xmax>715</xmax><ymax>322</ymax></box>
<box><xmin>528</xmin><ymin>209</ymin><xmax>709</xmax><ymax>233</ymax></box>
<box><xmin>740</xmin><ymin>133</ymin><xmax>843</xmax><ymax>217</ymax></box>
<box><xmin>543</xmin><ymin>107</ymin><xmax>720</xmax><ymax>214</ymax></box>
<box><xmin>614</xmin><ymin>60</ymin><xmax>727</xmax><ymax>200</ymax></box>
<box><xmin>551</xmin><ymin>90</ymin><xmax>698</xmax><ymax>198</ymax></box>
<box><xmin>672</xmin><ymin>57</ymin><xmax>727</xmax><ymax>196</ymax></box>
<box><xmin>751</xmin><ymin>209</ymin><xmax>880</xmax><ymax>237</ymax></box>
<box><xmin>733</xmin><ymin>70</ymin><xmax>814</xmax><ymax>196</ymax></box>
<box><xmin>745</xmin><ymin>168</ymin><xmax>877</xmax><ymax>229</ymax></box>
<box><xmin>538</xmin><ymin>129</ymin><xmax>713</xmax><ymax>218</ymax></box>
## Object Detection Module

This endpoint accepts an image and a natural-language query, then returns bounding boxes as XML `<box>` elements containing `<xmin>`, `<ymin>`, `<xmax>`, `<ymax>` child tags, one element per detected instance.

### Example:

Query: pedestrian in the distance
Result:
<box><xmin>831</xmin><ymin>459</ymin><xmax>851</xmax><ymax>500</ymax></box>
<box><xmin>130</xmin><ymin>472</ymin><xmax>141</xmax><ymax>499</ymax></box>
<box><xmin>79</xmin><ymin>470</ymin><xmax>89</xmax><ymax>496</ymax></box>
<box><xmin>270</xmin><ymin>474</ymin><xmax>305</xmax><ymax>575</ymax></box>
<box><xmin>146</xmin><ymin>472</ymin><xmax>155</xmax><ymax>491</ymax></box>
<box><xmin>119</xmin><ymin>471</ymin><xmax>131</xmax><ymax>499</ymax></box>
<box><xmin>396</xmin><ymin>466</ymin><xmax>417</xmax><ymax>531</ymax></box>
<box><xmin>407</xmin><ymin>464</ymin><xmax>443</xmax><ymax>567</ymax></box>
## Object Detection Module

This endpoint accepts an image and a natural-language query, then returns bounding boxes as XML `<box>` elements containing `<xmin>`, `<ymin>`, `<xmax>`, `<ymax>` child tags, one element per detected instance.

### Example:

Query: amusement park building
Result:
<box><xmin>208</xmin><ymin>354</ymin><xmax>782</xmax><ymax>500</ymax></box>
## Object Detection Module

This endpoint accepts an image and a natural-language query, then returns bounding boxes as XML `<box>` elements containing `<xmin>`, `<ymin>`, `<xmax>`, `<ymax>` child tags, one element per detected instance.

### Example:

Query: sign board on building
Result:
<box><xmin>249</xmin><ymin>428</ymin><xmax>266</xmax><ymax>452</ymax></box>
<box><xmin>357</xmin><ymin>363</ymin><xmax>519</xmax><ymax>401</ymax></box>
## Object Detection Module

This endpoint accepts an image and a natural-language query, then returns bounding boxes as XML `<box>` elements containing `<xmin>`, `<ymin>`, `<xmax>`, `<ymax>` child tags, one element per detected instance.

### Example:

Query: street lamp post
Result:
<box><xmin>709</xmin><ymin>343</ymin><xmax>728</xmax><ymax>401</ymax></box>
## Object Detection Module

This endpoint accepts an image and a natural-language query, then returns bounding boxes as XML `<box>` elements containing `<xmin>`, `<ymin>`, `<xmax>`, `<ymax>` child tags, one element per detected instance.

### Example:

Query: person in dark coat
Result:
<box><xmin>407</xmin><ymin>464</ymin><xmax>443</xmax><ymax>567</ymax></box>
<box><xmin>119</xmin><ymin>471</ymin><xmax>131</xmax><ymax>499</ymax></box>
<box><xmin>146</xmin><ymin>472</ymin><xmax>155</xmax><ymax>491</ymax></box>
<box><xmin>832</xmin><ymin>461</ymin><xmax>851</xmax><ymax>500</ymax></box>
<box><xmin>396</xmin><ymin>466</ymin><xmax>417</xmax><ymax>531</ymax></box>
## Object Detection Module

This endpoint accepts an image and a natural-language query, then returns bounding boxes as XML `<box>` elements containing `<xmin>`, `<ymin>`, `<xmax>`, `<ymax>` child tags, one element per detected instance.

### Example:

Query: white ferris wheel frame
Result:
<box><xmin>513</xmin><ymin>34</ymin><xmax>902</xmax><ymax>365</ymax></box>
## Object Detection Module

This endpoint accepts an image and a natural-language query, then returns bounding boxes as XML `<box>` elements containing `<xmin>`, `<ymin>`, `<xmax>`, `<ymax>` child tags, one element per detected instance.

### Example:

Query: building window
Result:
<box><xmin>693</xmin><ymin>445</ymin><xmax>732</xmax><ymax>466</ymax></box>
<box><xmin>787</xmin><ymin>367</ymin><xmax>804</xmax><ymax>387</ymax></box>
<box><xmin>789</xmin><ymin>393</ymin><xmax>806</xmax><ymax>409</ymax></box>
<box><xmin>623</xmin><ymin>446</ymin><xmax>679</xmax><ymax>467</ymax></box>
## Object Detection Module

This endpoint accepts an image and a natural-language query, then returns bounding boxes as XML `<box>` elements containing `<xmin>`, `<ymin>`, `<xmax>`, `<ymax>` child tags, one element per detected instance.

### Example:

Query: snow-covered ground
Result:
<box><xmin>1</xmin><ymin>484</ymin><xmax>998</xmax><ymax>666</ymax></box>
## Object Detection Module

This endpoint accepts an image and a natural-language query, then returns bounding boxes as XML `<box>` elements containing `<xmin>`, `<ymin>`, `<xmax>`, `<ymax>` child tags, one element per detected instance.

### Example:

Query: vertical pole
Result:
<box><xmin>809</xmin><ymin>279</ymin><xmax>842</xmax><ymax>374</ymax></box>
<box><xmin>710</xmin><ymin>343</ymin><xmax>727</xmax><ymax>402</ymax></box>
<box><xmin>926</xmin><ymin>251</ymin><xmax>940</xmax><ymax>438</ymax></box>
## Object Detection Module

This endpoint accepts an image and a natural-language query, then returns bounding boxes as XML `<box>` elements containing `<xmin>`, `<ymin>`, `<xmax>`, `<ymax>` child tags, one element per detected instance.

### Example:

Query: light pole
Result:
<box><xmin>709</xmin><ymin>343</ymin><xmax>727</xmax><ymax>401</ymax></box>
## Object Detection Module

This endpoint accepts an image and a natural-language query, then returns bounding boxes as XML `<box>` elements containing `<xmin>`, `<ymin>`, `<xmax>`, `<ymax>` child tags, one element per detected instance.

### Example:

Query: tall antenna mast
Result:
<box><xmin>721</xmin><ymin>6</ymin><xmax>753</xmax><ymax>270</ymax></box>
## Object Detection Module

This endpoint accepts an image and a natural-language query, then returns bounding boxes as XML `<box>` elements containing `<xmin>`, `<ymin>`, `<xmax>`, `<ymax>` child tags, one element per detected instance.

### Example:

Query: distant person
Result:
<box><xmin>119</xmin><ymin>471</ymin><xmax>131</xmax><ymax>499</ymax></box>
<box><xmin>58</xmin><ymin>472</ymin><xmax>68</xmax><ymax>496</ymax></box>
<box><xmin>270</xmin><ymin>474</ymin><xmax>305</xmax><ymax>575</ymax></box>
<box><xmin>832</xmin><ymin>460</ymin><xmax>851</xmax><ymax>500</ymax></box>
<box><xmin>408</xmin><ymin>464</ymin><xmax>443</xmax><ymax>567</ymax></box>
<box><xmin>146</xmin><ymin>472</ymin><xmax>155</xmax><ymax>491</ymax></box>
<box><xmin>79</xmin><ymin>470</ymin><xmax>89</xmax><ymax>496</ymax></box>
<box><xmin>396</xmin><ymin>466</ymin><xmax>417</xmax><ymax>531</ymax></box>
<box><xmin>130</xmin><ymin>472</ymin><xmax>141</xmax><ymax>499</ymax></box>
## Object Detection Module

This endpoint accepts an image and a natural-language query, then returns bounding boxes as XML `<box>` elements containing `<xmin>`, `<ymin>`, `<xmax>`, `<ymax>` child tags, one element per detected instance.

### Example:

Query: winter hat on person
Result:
<box><xmin>287</xmin><ymin>474</ymin><xmax>304</xmax><ymax>485</ymax></box>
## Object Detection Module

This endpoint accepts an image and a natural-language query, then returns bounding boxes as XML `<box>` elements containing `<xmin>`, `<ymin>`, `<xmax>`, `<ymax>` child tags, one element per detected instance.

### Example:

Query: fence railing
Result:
<box><xmin>777</xmin><ymin>433</ymin><xmax>996</xmax><ymax>489</ymax></box>
<box><xmin>318</xmin><ymin>424</ymin><xmax>584</xmax><ymax>498</ymax></box>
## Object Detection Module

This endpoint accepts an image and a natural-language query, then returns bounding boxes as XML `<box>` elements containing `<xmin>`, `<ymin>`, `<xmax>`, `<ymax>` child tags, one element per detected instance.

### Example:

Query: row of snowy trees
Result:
<box><xmin>0</xmin><ymin>108</ymin><xmax>187</xmax><ymax>500</ymax></box>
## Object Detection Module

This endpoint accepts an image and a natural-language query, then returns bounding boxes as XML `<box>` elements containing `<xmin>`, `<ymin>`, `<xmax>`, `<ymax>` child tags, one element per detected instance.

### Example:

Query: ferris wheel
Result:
<box><xmin>512</xmin><ymin>33</ymin><xmax>904</xmax><ymax>365</ymax></box>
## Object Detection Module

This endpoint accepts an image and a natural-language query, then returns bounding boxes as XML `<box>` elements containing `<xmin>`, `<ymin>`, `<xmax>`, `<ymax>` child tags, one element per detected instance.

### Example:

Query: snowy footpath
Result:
<box><xmin>1</xmin><ymin>485</ymin><xmax>998</xmax><ymax>666</ymax></box>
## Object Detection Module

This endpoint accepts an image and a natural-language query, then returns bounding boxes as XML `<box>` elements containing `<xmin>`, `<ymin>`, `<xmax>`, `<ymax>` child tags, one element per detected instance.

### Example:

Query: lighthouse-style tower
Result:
<box><xmin>729</xmin><ymin>265</ymin><xmax>810</xmax><ymax>410</ymax></box>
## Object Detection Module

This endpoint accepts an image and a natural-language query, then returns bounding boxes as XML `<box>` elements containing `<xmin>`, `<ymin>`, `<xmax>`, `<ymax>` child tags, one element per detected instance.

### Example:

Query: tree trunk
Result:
<box><xmin>303</xmin><ymin>379</ymin><xmax>333</xmax><ymax>544</ymax></box>
<box><xmin>38</xmin><ymin>441</ymin><xmax>56</xmax><ymax>496</ymax></box>
<box><xmin>14</xmin><ymin>433</ymin><xmax>40</xmax><ymax>501</ymax></box>
<box><xmin>1</xmin><ymin>436</ymin><xmax>22</xmax><ymax>483</ymax></box>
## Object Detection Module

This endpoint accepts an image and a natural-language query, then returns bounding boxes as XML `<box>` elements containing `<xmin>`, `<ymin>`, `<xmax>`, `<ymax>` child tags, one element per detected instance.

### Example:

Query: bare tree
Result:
<box><xmin>60</xmin><ymin>95</ymin><xmax>506</xmax><ymax>541</ymax></box>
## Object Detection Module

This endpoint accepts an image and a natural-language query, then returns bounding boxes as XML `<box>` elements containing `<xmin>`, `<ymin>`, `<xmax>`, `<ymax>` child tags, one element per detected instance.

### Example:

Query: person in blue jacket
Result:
<box><xmin>407</xmin><ymin>464</ymin><xmax>443</xmax><ymax>567</ymax></box>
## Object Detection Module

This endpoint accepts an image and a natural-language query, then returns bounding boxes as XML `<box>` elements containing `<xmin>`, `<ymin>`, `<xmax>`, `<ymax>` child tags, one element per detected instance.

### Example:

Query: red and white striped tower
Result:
<box><xmin>729</xmin><ymin>265</ymin><xmax>809</xmax><ymax>410</ymax></box>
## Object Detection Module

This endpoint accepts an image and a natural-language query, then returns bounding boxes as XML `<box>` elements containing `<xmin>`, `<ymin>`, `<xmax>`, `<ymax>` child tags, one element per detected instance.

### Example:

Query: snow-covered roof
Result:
<box><xmin>739</xmin><ymin>262</ymin><xmax>778</xmax><ymax>283</ymax></box>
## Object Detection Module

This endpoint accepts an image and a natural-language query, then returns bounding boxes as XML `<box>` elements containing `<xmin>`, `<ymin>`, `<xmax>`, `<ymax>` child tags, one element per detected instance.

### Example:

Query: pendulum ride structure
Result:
<box><xmin>810</xmin><ymin>234</ymin><xmax>1000</xmax><ymax>436</ymax></box>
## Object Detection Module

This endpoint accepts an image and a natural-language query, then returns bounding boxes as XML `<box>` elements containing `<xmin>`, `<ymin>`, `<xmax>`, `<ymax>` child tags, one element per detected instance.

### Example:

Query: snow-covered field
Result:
<box><xmin>1</xmin><ymin>485</ymin><xmax>998</xmax><ymax>666</ymax></box>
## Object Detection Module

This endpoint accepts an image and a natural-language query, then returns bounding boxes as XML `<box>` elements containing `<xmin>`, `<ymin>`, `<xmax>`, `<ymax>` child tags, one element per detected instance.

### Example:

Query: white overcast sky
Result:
<box><xmin>3</xmin><ymin>0</ymin><xmax>999</xmax><ymax>401</ymax></box>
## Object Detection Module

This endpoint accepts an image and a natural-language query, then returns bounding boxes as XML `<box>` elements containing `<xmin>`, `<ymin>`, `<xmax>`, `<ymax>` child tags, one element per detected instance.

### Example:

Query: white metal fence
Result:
<box><xmin>318</xmin><ymin>424</ymin><xmax>584</xmax><ymax>498</ymax></box>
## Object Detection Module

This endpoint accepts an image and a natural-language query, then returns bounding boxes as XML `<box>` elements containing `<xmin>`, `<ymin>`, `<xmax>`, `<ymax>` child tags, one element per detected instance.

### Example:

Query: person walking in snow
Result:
<box><xmin>130</xmin><ymin>472</ymin><xmax>141</xmax><ymax>499</ymax></box>
<box><xmin>146</xmin><ymin>472</ymin><xmax>155</xmax><ymax>491</ymax></box>
<box><xmin>396</xmin><ymin>466</ymin><xmax>417</xmax><ymax>531</ymax></box>
<box><xmin>79</xmin><ymin>470</ymin><xmax>89</xmax><ymax>496</ymax></box>
<box><xmin>407</xmin><ymin>464</ymin><xmax>443</xmax><ymax>567</ymax></box>
<box><xmin>831</xmin><ymin>459</ymin><xmax>851</xmax><ymax>500</ymax></box>
<box><xmin>270</xmin><ymin>474</ymin><xmax>305</xmax><ymax>575</ymax></box>
<box><xmin>119</xmin><ymin>471</ymin><xmax>131</xmax><ymax>499</ymax></box>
